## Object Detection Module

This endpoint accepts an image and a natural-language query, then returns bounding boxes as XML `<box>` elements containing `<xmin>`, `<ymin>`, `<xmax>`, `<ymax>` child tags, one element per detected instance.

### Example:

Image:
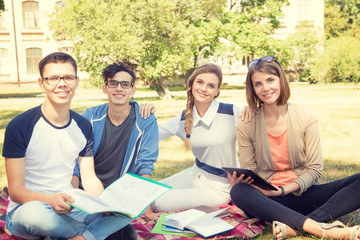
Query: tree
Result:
<box><xmin>314</xmin><ymin>0</ymin><xmax>360</xmax><ymax>84</ymax></box>
<box><xmin>50</xmin><ymin>0</ymin><xmax>223</xmax><ymax>99</ymax></box>
<box><xmin>325</xmin><ymin>0</ymin><xmax>360</xmax><ymax>38</ymax></box>
<box><xmin>325</xmin><ymin>5</ymin><xmax>350</xmax><ymax>39</ymax></box>
<box><xmin>49</xmin><ymin>0</ymin><xmax>288</xmax><ymax>98</ymax></box>
<box><xmin>0</xmin><ymin>0</ymin><xmax>4</xmax><ymax>11</ymax></box>
<box><xmin>221</xmin><ymin>0</ymin><xmax>288</xmax><ymax>60</ymax></box>
<box><xmin>310</xmin><ymin>35</ymin><xmax>360</xmax><ymax>84</ymax></box>
<box><xmin>279</xmin><ymin>21</ymin><xmax>322</xmax><ymax>82</ymax></box>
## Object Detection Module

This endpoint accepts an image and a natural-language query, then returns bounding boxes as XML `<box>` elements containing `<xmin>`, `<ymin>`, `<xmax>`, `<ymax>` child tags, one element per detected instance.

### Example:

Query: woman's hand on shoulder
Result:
<box><xmin>139</xmin><ymin>103</ymin><xmax>156</xmax><ymax>119</ymax></box>
<box><xmin>238</xmin><ymin>106</ymin><xmax>257</xmax><ymax>122</ymax></box>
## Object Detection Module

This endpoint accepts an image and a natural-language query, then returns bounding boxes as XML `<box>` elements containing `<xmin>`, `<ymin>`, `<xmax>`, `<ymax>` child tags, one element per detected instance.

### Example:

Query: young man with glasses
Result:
<box><xmin>2</xmin><ymin>52</ymin><xmax>133</xmax><ymax>240</ymax></box>
<box><xmin>73</xmin><ymin>61</ymin><xmax>159</xmax><ymax>239</ymax></box>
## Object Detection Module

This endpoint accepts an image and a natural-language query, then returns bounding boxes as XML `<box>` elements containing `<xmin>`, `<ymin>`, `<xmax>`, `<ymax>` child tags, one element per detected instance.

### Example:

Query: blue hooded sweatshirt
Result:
<box><xmin>74</xmin><ymin>101</ymin><xmax>159</xmax><ymax>180</ymax></box>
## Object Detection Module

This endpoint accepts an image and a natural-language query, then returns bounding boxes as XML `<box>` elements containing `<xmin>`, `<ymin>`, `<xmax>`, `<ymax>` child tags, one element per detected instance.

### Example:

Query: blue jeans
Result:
<box><xmin>6</xmin><ymin>201</ymin><xmax>133</xmax><ymax>240</ymax></box>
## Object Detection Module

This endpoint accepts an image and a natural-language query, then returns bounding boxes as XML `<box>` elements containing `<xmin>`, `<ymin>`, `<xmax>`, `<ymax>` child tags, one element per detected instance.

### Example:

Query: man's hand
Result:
<box><xmin>48</xmin><ymin>193</ymin><xmax>74</xmax><ymax>214</ymax></box>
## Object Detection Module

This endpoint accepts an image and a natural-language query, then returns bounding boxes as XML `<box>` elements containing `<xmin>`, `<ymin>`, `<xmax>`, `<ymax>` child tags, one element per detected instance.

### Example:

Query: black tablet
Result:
<box><xmin>222</xmin><ymin>167</ymin><xmax>278</xmax><ymax>191</ymax></box>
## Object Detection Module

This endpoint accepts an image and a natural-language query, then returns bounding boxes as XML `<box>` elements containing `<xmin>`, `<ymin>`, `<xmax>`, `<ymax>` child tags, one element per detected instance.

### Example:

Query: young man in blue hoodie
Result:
<box><xmin>73</xmin><ymin>61</ymin><xmax>159</xmax><ymax>239</ymax></box>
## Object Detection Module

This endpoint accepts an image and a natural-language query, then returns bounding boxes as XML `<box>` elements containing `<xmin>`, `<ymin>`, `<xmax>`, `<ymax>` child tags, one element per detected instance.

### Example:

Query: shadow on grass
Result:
<box><xmin>0</xmin><ymin>92</ymin><xmax>43</xmax><ymax>99</ymax></box>
<box><xmin>71</xmin><ymin>106</ymin><xmax>90</xmax><ymax>115</ymax></box>
<box><xmin>135</xmin><ymin>96</ymin><xmax>162</xmax><ymax>101</ymax></box>
<box><xmin>135</xmin><ymin>95</ymin><xmax>187</xmax><ymax>101</ymax></box>
<box><xmin>153</xmin><ymin>159</ymin><xmax>194</xmax><ymax>181</ymax></box>
<box><xmin>0</xmin><ymin>110</ymin><xmax>25</xmax><ymax>129</ymax></box>
<box><xmin>320</xmin><ymin>160</ymin><xmax>360</xmax><ymax>226</ymax></box>
<box><xmin>321</xmin><ymin>159</ymin><xmax>360</xmax><ymax>182</ymax></box>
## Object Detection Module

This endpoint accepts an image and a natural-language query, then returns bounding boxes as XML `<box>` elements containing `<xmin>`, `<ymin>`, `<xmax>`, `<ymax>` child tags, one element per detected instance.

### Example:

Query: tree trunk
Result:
<box><xmin>183</xmin><ymin>56</ymin><xmax>198</xmax><ymax>88</ymax></box>
<box><xmin>152</xmin><ymin>78</ymin><xmax>172</xmax><ymax>100</ymax></box>
<box><xmin>183</xmin><ymin>67</ymin><xmax>195</xmax><ymax>88</ymax></box>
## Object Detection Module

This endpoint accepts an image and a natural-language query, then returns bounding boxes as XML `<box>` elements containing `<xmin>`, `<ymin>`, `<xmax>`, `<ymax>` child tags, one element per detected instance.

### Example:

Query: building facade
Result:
<box><xmin>273</xmin><ymin>0</ymin><xmax>324</xmax><ymax>39</ymax></box>
<box><xmin>0</xmin><ymin>0</ymin><xmax>69</xmax><ymax>85</ymax></box>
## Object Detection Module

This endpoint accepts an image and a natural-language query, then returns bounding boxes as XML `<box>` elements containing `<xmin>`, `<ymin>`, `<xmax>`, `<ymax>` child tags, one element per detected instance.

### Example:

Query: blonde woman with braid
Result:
<box><xmin>148</xmin><ymin>63</ymin><xmax>250</xmax><ymax>217</ymax></box>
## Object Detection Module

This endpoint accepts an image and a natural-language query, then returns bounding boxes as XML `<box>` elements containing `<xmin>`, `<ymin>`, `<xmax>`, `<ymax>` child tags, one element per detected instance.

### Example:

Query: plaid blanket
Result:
<box><xmin>0</xmin><ymin>187</ymin><xmax>266</xmax><ymax>240</ymax></box>
<box><xmin>132</xmin><ymin>204</ymin><xmax>266</xmax><ymax>240</ymax></box>
<box><xmin>0</xmin><ymin>188</ymin><xmax>25</xmax><ymax>240</ymax></box>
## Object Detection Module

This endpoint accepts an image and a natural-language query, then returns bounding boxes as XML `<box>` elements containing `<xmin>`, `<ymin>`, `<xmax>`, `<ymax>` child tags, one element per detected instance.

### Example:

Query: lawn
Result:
<box><xmin>0</xmin><ymin>83</ymin><xmax>360</xmax><ymax>239</ymax></box>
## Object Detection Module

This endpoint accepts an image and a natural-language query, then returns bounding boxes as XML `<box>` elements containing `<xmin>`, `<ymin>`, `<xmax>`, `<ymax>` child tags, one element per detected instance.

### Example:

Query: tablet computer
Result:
<box><xmin>222</xmin><ymin>167</ymin><xmax>278</xmax><ymax>191</ymax></box>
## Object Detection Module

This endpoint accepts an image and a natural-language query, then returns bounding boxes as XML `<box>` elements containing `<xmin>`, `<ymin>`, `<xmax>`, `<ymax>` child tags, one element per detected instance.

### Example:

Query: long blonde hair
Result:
<box><xmin>184</xmin><ymin>63</ymin><xmax>222</xmax><ymax>150</ymax></box>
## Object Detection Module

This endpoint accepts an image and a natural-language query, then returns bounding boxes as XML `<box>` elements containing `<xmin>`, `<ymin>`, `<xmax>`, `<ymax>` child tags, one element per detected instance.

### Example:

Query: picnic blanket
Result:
<box><xmin>0</xmin><ymin>187</ymin><xmax>26</xmax><ymax>240</ymax></box>
<box><xmin>132</xmin><ymin>204</ymin><xmax>266</xmax><ymax>240</ymax></box>
<box><xmin>0</xmin><ymin>187</ymin><xmax>266</xmax><ymax>239</ymax></box>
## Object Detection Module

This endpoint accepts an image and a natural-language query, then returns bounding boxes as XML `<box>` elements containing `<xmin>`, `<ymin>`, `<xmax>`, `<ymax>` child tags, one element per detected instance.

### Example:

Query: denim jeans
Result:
<box><xmin>230</xmin><ymin>173</ymin><xmax>360</xmax><ymax>231</ymax></box>
<box><xmin>6</xmin><ymin>201</ymin><xmax>133</xmax><ymax>240</ymax></box>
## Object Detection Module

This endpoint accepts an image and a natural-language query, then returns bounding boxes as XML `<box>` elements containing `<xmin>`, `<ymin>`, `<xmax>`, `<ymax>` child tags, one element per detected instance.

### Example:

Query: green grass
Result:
<box><xmin>1</xmin><ymin>83</ymin><xmax>360</xmax><ymax>239</ymax></box>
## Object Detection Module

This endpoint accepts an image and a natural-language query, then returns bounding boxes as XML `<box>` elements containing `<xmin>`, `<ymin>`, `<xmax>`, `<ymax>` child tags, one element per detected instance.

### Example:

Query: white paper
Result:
<box><xmin>65</xmin><ymin>174</ymin><xmax>171</xmax><ymax>218</ymax></box>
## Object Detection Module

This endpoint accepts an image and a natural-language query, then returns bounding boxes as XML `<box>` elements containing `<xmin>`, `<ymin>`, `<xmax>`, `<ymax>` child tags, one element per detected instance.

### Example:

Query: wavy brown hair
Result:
<box><xmin>246</xmin><ymin>59</ymin><xmax>290</xmax><ymax>113</ymax></box>
<box><xmin>184</xmin><ymin>63</ymin><xmax>222</xmax><ymax>150</ymax></box>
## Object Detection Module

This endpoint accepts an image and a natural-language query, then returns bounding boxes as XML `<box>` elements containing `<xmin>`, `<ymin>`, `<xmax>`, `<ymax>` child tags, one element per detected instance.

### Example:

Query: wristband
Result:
<box><xmin>278</xmin><ymin>186</ymin><xmax>285</xmax><ymax>198</ymax></box>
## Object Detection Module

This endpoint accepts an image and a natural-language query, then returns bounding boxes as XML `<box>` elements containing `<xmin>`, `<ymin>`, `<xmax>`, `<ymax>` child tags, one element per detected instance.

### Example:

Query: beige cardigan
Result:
<box><xmin>236</xmin><ymin>103</ymin><xmax>323</xmax><ymax>195</ymax></box>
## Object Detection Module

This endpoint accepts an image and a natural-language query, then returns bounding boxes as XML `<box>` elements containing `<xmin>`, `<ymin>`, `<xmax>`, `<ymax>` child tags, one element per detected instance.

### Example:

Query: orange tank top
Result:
<box><xmin>268</xmin><ymin>129</ymin><xmax>298</xmax><ymax>186</ymax></box>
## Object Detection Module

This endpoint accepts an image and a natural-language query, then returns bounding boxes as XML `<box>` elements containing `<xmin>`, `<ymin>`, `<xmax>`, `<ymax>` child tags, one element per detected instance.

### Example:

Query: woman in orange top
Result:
<box><xmin>229</xmin><ymin>56</ymin><xmax>360</xmax><ymax>240</ymax></box>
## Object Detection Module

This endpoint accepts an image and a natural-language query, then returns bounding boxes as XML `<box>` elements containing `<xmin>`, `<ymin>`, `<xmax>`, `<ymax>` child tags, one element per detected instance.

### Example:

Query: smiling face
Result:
<box><xmin>191</xmin><ymin>72</ymin><xmax>220</xmax><ymax>106</ymax></box>
<box><xmin>39</xmin><ymin>62</ymin><xmax>78</xmax><ymax>107</ymax></box>
<box><xmin>103</xmin><ymin>71</ymin><xmax>136</xmax><ymax>106</ymax></box>
<box><xmin>251</xmin><ymin>71</ymin><xmax>281</xmax><ymax>107</ymax></box>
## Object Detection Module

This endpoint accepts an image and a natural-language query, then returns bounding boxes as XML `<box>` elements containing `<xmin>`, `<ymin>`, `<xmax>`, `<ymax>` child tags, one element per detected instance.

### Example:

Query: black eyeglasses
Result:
<box><xmin>42</xmin><ymin>75</ymin><xmax>77</xmax><ymax>85</ymax></box>
<box><xmin>106</xmin><ymin>80</ymin><xmax>133</xmax><ymax>89</ymax></box>
<box><xmin>247</xmin><ymin>56</ymin><xmax>277</xmax><ymax>70</ymax></box>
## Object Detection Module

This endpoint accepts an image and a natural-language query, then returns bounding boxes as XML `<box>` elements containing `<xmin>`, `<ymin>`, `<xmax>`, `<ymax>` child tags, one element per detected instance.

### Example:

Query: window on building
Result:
<box><xmin>297</xmin><ymin>0</ymin><xmax>310</xmax><ymax>21</ymax></box>
<box><xmin>0</xmin><ymin>48</ymin><xmax>9</xmax><ymax>75</ymax></box>
<box><xmin>55</xmin><ymin>0</ymin><xmax>66</xmax><ymax>8</ymax></box>
<box><xmin>0</xmin><ymin>11</ymin><xmax>6</xmax><ymax>29</ymax></box>
<box><xmin>242</xmin><ymin>56</ymin><xmax>253</xmax><ymax>66</ymax></box>
<box><xmin>26</xmin><ymin>48</ymin><xmax>42</xmax><ymax>74</ymax></box>
<box><xmin>22</xmin><ymin>1</ymin><xmax>40</xmax><ymax>29</ymax></box>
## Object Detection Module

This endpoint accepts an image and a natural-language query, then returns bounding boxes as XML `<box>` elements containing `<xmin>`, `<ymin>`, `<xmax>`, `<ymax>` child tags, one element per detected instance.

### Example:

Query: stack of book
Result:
<box><xmin>152</xmin><ymin>205</ymin><xmax>233</xmax><ymax>238</ymax></box>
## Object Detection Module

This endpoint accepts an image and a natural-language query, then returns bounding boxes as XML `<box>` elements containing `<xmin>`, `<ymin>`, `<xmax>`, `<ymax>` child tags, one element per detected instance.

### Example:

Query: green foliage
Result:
<box><xmin>325</xmin><ymin>0</ymin><xmax>360</xmax><ymax>38</ymax></box>
<box><xmin>49</xmin><ymin>0</ymin><xmax>139</xmax><ymax>84</ymax></box>
<box><xmin>223</xmin><ymin>0</ymin><xmax>288</xmax><ymax>59</ymax></box>
<box><xmin>278</xmin><ymin>21</ymin><xmax>322</xmax><ymax>82</ymax></box>
<box><xmin>49</xmin><ymin>0</ymin><xmax>217</xmax><ymax>93</ymax></box>
<box><xmin>310</xmin><ymin>35</ymin><xmax>360</xmax><ymax>83</ymax></box>
<box><xmin>325</xmin><ymin>5</ymin><xmax>350</xmax><ymax>39</ymax></box>
<box><xmin>320</xmin><ymin>0</ymin><xmax>360</xmax><ymax>84</ymax></box>
<box><xmin>0</xmin><ymin>0</ymin><xmax>4</xmax><ymax>11</ymax></box>
<box><xmin>49</xmin><ymin>0</ymin><xmax>289</xmax><ymax>96</ymax></box>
